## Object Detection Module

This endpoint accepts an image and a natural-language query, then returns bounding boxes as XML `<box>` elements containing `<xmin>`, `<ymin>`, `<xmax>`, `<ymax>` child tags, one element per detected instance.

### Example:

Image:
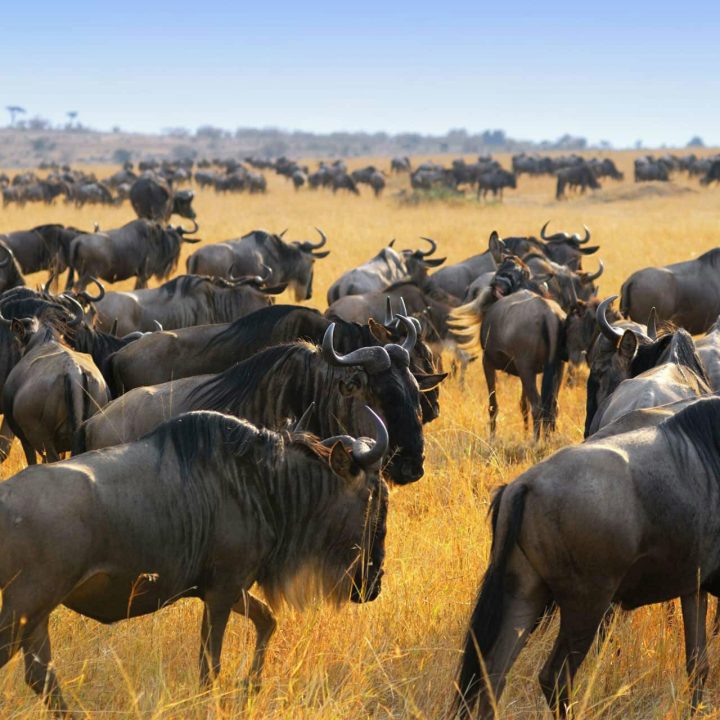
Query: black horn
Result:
<box><xmin>581</xmin><ymin>260</ymin><xmax>604</xmax><ymax>283</ymax></box>
<box><xmin>77</xmin><ymin>277</ymin><xmax>105</xmax><ymax>303</ymax></box>
<box><xmin>597</xmin><ymin>295</ymin><xmax>624</xmax><ymax>345</ymax></box>
<box><xmin>322</xmin><ymin>324</ymin><xmax>391</xmax><ymax>373</ymax></box>
<box><xmin>417</xmin><ymin>237</ymin><xmax>437</xmax><ymax>257</ymax></box>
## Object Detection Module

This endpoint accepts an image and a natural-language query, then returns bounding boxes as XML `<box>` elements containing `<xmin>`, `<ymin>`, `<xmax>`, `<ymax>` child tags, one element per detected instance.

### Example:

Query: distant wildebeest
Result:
<box><xmin>584</xmin><ymin>296</ymin><xmax>710</xmax><ymax>436</ymax></box>
<box><xmin>391</xmin><ymin>156</ymin><xmax>411</xmax><ymax>173</ymax></box>
<box><xmin>620</xmin><ymin>248</ymin><xmax>720</xmax><ymax>334</ymax></box>
<box><xmin>292</xmin><ymin>170</ymin><xmax>307</xmax><ymax>189</ymax></box>
<box><xmin>70</xmin><ymin>182</ymin><xmax>115</xmax><ymax>207</ymax></box>
<box><xmin>91</xmin><ymin>273</ymin><xmax>283</xmax><ymax>336</ymax></box>
<box><xmin>700</xmin><ymin>159</ymin><xmax>720</xmax><ymax>186</ymax></box>
<box><xmin>326</xmin><ymin>238</ymin><xmax>445</xmax><ymax>304</ymax></box>
<box><xmin>589</xmin><ymin>157</ymin><xmax>624</xmax><ymax>180</ymax></box>
<box><xmin>78</xmin><ymin>319</ymin><xmax>428</xmax><ymax>485</ymax></box>
<box><xmin>129</xmin><ymin>174</ymin><xmax>196</xmax><ymax>222</ymax></box>
<box><xmin>67</xmin><ymin>219</ymin><xmax>201</xmax><ymax>291</ymax></box>
<box><xmin>186</xmin><ymin>228</ymin><xmax>329</xmax><ymax>301</ymax></box>
<box><xmin>332</xmin><ymin>172</ymin><xmax>360</xmax><ymax>195</ymax></box>
<box><xmin>556</xmin><ymin>162</ymin><xmax>601</xmax><ymax>199</ymax></box>
<box><xmin>634</xmin><ymin>157</ymin><xmax>670</xmax><ymax>182</ymax></box>
<box><xmin>0</xmin><ymin>408</ymin><xmax>388</xmax><ymax>714</ymax></box>
<box><xmin>476</xmin><ymin>169</ymin><xmax>517</xmax><ymax>200</ymax></box>
<box><xmin>455</xmin><ymin>396</ymin><xmax>720</xmax><ymax>718</ymax></box>
<box><xmin>450</xmin><ymin>236</ymin><xmax>566</xmax><ymax>437</ymax></box>
<box><xmin>1</xmin><ymin>299</ymin><xmax>109</xmax><ymax>463</ymax></box>
<box><xmin>105</xmin><ymin>303</ymin><xmax>445</xmax><ymax>423</ymax></box>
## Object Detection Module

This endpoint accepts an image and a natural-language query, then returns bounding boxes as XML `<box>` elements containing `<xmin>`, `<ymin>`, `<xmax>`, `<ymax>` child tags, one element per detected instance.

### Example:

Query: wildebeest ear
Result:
<box><xmin>10</xmin><ymin>318</ymin><xmax>27</xmax><ymax>340</ymax></box>
<box><xmin>339</xmin><ymin>374</ymin><xmax>364</xmax><ymax>397</ymax></box>
<box><xmin>618</xmin><ymin>330</ymin><xmax>639</xmax><ymax>363</ymax></box>
<box><xmin>488</xmin><ymin>232</ymin><xmax>506</xmax><ymax>263</ymax></box>
<box><xmin>329</xmin><ymin>442</ymin><xmax>355</xmax><ymax>481</ymax></box>
<box><xmin>414</xmin><ymin>372</ymin><xmax>448</xmax><ymax>392</ymax></box>
<box><xmin>368</xmin><ymin>318</ymin><xmax>391</xmax><ymax>344</ymax></box>
<box><xmin>422</xmin><ymin>256</ymin><xmax>446</xmax><ymax>268</ymax></box>
<box><xmin>312</xmin><ymin>250</ymin><xmax>330</xmax><ymax>259</ymax></box>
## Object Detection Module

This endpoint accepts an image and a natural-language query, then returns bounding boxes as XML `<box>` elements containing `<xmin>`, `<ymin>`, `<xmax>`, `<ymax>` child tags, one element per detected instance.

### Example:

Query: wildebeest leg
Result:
<box><xmin>519</xmin><ymin>391</ymin><xmax>529</xmax><ymax>432</ymax></box>
<box><xmin>20</xmin><ymin>437</ymin><xmax>37</xmax><ymax>465</ymax></box>
<box><xmin>538</xmin><ymin>599</ymin><xmax>609</xmax><ymax>717</ymax></box>
<box><xmin>232</xmin><ymin>591</ymin><xmax>277</xmax><ymax>689</ymax></box>
<box><xmin>0</xmin><ymin>417</ymin><xmax>15</xmax><ymax>462</ymax></box>
<box><xmin>198</xmin><ymin>594</ymin><xmax>233</xmax><ymax>688</ymax></box>
<box><xmin>518</xmin><ymin>369</ymin><xmax>541</xmax><ymax>440</ymax></box>
<box><xmin>44</xmin><ymin>445</ymin><xmax>60</xmax><ymax>464</ymax></box>
<box><xmin>482</xmin><ymin>356</ymin><xmax>498</xmax><ymax>437</ymax></box>
<box><xmin>712</xmin><ymin>596</ymin><xmax>720</xmax><ymax>635</ymax></box>
<box><xmin>680</xmin><ymin>591</ymin><xmax>709</xmax><ymax>713</ymax></box>
<box><xmin>21</xmin><ymin>616</ymin><xmax>68</xmax><ymax>716</ymax></box>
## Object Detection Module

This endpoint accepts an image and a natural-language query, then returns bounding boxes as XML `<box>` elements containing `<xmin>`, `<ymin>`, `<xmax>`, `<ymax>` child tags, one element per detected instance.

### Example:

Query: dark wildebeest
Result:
<box><xmin>331</xmin><ymin>172</ymin><xmax>360</xmax><ymax>195</ymax></box>
<box><xmin>696</xmin><ymin>315</ymin><xmax>720</xmax><ymax>391</ymax></box>
<box><xmin>0</xmin><ymin>407</ymin><xmax>388</xmax><ymax>714</ymax></box>
<box><xmin>0</xmin><ymin>243</ymin><xmax>27</xmax><ymax>293</ymax></box>
<box><xmin>326</xmin><ymin>238</ymin><xmax>445</xmax><ymax>304</ymax></box>
<box><xmin>391</xmin><ymin>156</ymin><xmax>411</xmax><ymax>173</ymax></box>
<box><xmin>129</xmin><ymin>174</ymin><xmax>196</xmax><ymax>221</ymax></box>
<box><xmin>105</xmin><ymin>303</ymin><xmax>445</xmax><ymax>423</ymax></box>
<box><xmin>292</xmin><ymin>170</ymin><xmax>307</xmax><ymax>189</ymax></box>
<box><xmin>1</xmin><ymin>299</ymin><xmax>109</xmax><ymax>463</ymax></box>
<box><xmin>78</xmin><ymin>319</ymin><xmax>428</xmax><ymax>485</ymax></box>
<box><xmin>556</xmin><ymin>162</ymin><xmax>601</xmax><ymax>199</ymax></box>
<box><xmin>454</xmin><ymin>396</ymin><xmax>720</xmax><ymax>718</ymax></box>
<box><xmin>523</xmin><ymin>253</ymin><xmax>603</xmax><ymax>312</ymax></box>
<box><xmin>429</xmin><ymin>250</ymin><xmax>497</xmax><ymax>302</ymax></box>
<box><xmin>476</xmin><ymin>169</ymin><xmax>516</xmax><ymax>200</ymax></box>
<box><xmin>585</xmin><ymin>296</ymin><xmax>710</xmax><ymax>436</ymax></box>
<box><xmin>620</xmin><ymin>248</ymin><xmax>720</xmax><ymax>334</ymax></box>
<box><xmin>68</xmin><ymin>219</ymin><xmax>201</xmax><ymax>291</ymax></box>
<box><xmin>589</xmin><ymin>157</ymin><xmax>624</xmax><ymax>180</ymax></box>
<box><xmin>91</xmin><ymin>273</ymin><xmax>283</xmax><ymax>336</ymax></box>
<box><xmin>450</xmin><ymin>238</ymin><xmax>566</xmax><ymax>437</ymax></box>
<box><xmin>635</xmin><ymin>157</ymin><xmax>670</xmax><ymax>182</ymax></box>
<box><xmin>700</xmin><ymin>159</ymin><xmax>720</xmax><ymax>186</ymax></box>
<box><xmin>186</xmin><ymin>228</ymin><xmax>329</xmax><ymax>301</ymax></box>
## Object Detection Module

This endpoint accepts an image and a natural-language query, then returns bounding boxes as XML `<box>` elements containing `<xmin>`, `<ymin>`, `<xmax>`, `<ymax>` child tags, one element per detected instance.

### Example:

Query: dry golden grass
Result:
<box><xmin>0</xmin><ymin>151</ymin><xmax>719</xmax><ymax>718</ymax></box>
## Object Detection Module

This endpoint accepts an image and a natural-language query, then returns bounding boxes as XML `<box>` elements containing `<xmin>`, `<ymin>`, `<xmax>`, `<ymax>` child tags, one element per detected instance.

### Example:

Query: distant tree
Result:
<box><xmin>6</xmin><ymin>105</ymin><xmax>26</xmax><ymax>126</ymax></box>
<box><xmin>687</xmin><ymin>136</ymin><xmax>705</xmax><ymax>148</ymax></box>
<box><xmin>112</xmin><ymin>125</ymin><xmax>122</xmax><ymax>134</ymax></box>
<box><xmin>196</xmin><ymin>125</ymin><xmax>225</xmax><ymax>140</ymax></box>
<box><xmin>164</xmin><ymin>127</ymin><xmax>190</xmax><ymax>138</ymax></box>
<box><xmin>66</xmin><ymin>111</ymin><xmax>78</xmax><ymax>129</ymax></box>
<box><xmin>112</xmin><ymin>148</ymin><xmax>132</xmax><ymax>164</ymax></box>
<box><xmin>635</xmin><ymin>140</ymin><xmax>643</xmax><ymax>149</ymax></box>
<box><xmin>27</xmin><ymin>116</ymin><xmax>52</xmax><ymax>131</ymax></box>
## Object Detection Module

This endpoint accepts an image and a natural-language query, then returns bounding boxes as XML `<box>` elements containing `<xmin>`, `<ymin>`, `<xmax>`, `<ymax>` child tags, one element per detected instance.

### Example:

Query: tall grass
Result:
<box><xmin>0</xmin><ymin>151</ymin><xmax>719</xmax><ymax>717</ymax></box>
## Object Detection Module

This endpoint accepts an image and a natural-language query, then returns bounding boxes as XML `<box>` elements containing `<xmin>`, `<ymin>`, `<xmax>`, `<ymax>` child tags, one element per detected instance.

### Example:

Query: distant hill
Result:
<box><xmin>0</xmin><ymin>126</ymin><xmax>593</xmax><ymax>167</ymax></box>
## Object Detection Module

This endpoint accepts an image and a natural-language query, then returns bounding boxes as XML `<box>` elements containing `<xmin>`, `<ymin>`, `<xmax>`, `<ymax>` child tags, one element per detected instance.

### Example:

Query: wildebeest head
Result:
<box><xmin>150</xmin><ymin>220</ymin><xmax>201</xmax><ymax>279</ymax></box>
<box><xmin>487</xmin><ymin>233</ymin><xmax>534</xmax><ymax>299</ymax></box>
<box><xmin>322</xmin><ymin>315</ymin><xmax>426</xmax><ymax>485</ymax></box>
<box><xmin>285</xmin><ymin>227</ymin><xmax>330</xmax><ymax>301</ymax></box>
<box><xmin>172</xmin><ymin>189</ymin><xmax>196</xmax><ymax>220</ymax></box>
<box><xmin>401</xmin><ymin>237</ymin><xmax>446</xmax><ymax>285</ymax></box>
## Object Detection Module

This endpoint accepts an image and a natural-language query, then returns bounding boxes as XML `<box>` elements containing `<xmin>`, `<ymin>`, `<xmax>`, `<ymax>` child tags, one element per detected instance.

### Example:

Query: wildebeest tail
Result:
<box><xmin>454</xmin><ymin>484</ymin><xmax>529</xmax><ymax>717</ymax></box>
<box><xmin>620</xmin><ymin>279</ymin><xmax>632</xmax><ymax>319</ymax></box>
<box><xmin>447</xmin><ymin>287</ymin><xmax>493</xmax><ymax>355</ymax></box>
<box><xmin>540</xmin><ymin>316</ymin><xmax>565</xmax><ymax>431</ymax></box>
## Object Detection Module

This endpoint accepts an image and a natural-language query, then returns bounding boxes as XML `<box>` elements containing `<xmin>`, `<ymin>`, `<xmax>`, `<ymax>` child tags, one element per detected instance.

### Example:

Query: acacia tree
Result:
<box><xmin>6</xmin><ymin>106</ymin><xmax>26</xmax><ymax>126</ymax></box>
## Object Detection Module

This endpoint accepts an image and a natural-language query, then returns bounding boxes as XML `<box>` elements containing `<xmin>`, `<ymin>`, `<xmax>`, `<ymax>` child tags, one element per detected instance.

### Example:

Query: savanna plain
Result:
<box><xmin>1</xmin><ymin>150</ymin><xmax>719</xmax><ymax>719</ymax></box>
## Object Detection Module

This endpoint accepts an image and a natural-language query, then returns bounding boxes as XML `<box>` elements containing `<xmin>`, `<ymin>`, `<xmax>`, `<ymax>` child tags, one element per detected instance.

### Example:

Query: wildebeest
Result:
<box><xmin>556</xmin><ymin>162</ymin><xmax>601</xmax><ymax>199</ymax></box>
<box><xmin>696</xmin><ymin>315</ymin><xmax>720</xmax><ymax>391</ymax></box>
<box><xmin>429</xmin><ymin>249</ymin><xmax>497</xmax><ymax>302</ymax></box>
<box><xmin>129</xmin><ymin>174</ymin><xmax>196</xmax><ymax>222</ymax></box>
<box><xmin>454</xmin><ymin>396</ymin><xmax>720</xmax><ymax>717</ymax></box>
<box><xmin>391</xmin><ymin>156</ymin><xmax>411</xmax><ymax>173</ymax></box>
<box><xmin>326</xmin><ymin>238</ymin><xmax>445</xmax><ymax>304</ymax></box>
<box><xmin>0</xmin><ymin>243</ymin><xmax>26</xmax><ymax>293</ymax></box>
<box><xmin>584</xmin><ymin>295</ymin><xmax>710</xmax><ymax>436</ymax></box>
<box><xmin>186</xmin><ymin>228</ymin><xmax>329</xmax><ymax>301</ymax></box>
<box><xmin>0</xmin><ymin>224</ymin><xmax>88</xmax><ymax>278</ymax></box>
<box><xmin>78</xmin><ymin>319</ymin><xmax>428</xmax><ymax>485</ymax></box>
<box><xmin>700</xmin><ymin>159</ymin><xmax>720</xmax><ymax>186</ymax></box>
<box><xmin>620</xmin><ymin>248</ymin><xmax>720</xmax><ymax>334</ymax></box>
<box><xmin>1</xmin><ymin>299</ymin><xmax>109</xmax><ymax>463</ymax></box>
<box><xmin>105</xmin><ymin>303</ymin><xmax>445</xmax><ymax>422</ymax></box>
<box><xmin>0</xmin><ymin>407</ymin><xmax>388</xmax><ymax>713</ymax></box>
<box><xmin>450</xmin><ymin>240</ymin><xmax>566</xmax><ymax>437</ymax></box>
<box><xmin>68</xmin><ymin>219</ymin><xmax>201</xmax><ymax>291</ymax></box>
<box><xmin>635</xmin><ymin>156</ymin><xmax>670</xmax><ymax>182</ymax></box>
<box><xmin>476</xmin><ymin>169</ymin><xmax>516</xmax><ymax>200</ymax></box>
<box><xmin>91</xmin><ymin>273</ymin><xmax>283</xmax><ymax>336</ymax></box>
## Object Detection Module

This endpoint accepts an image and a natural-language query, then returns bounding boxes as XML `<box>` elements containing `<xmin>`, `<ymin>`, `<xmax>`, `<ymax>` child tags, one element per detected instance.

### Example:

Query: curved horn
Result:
<box><xmin>153</xmin><ymin>320</ymin><xmax>163</xmax><ymax>332</ymax></box>
<box><xmin>540</xmin><ymin>220</ymin><xmax>552</xmax><ymax>240</ymax></box>
<box><xmin>597</xmin><ymin>295</ymin><xmax>623</xmax><ymax>345</ymax></box>
<box><xmin>308</xmin><ymin>227</ymin><xmax>327</xmax><ymax>249</ymax></box>
<box><xmin>0</xmin><ymin>244</ymin><xmax>11</xmax><ymax>268</ymax></box>
<box><xmin>384</xmin><ymin>297</ymin><xmax>393</xmax><ymax>326</ymax></box>
<box><xmin>178</xmin><ymin>219</ymin><xmax>199</xmax><ymax>235</ymax></box>
<box><xmin>321</xmin><ymin>324</ymin><xmax>391</xmax><ymax>373</ymax></box>
<box><xmin>581</xmin><ymin>260</ymin><xmax>604</xmax><ymax>283</ymax></box>
<box><xmin>647</xmin><ymin>307</ymin><xmax>657</xmax><ymax>340</ymax></box>
<box><xmin>579</xmin><ymin>225</ymin><xmax>591</xmax><ymax>244</ymax></box>
<box><xmin>278</xmin><ymin>228</ymin><xmax>288</xmax><ymax>238</ymax></box>
<box><xmin>418</xmin><ymin>237</ymin><xmax>437</xmax><ymax>257</ymax></box>
<box><xmin>78</xmin><ymin>277</ymin><xmax>105</xmax><ymax>302</ymax></box>
<box><xmin>293</xmin><ymin>402</ymin><xmax>316</xmax><ymax>432</ymax></box>
<box><xmin>350</xmin><ymin>406</ymin><xmax>389</xmax><ymax>468</ymax></box>
<box><xmin>64</xmin><ymin>295</ymin><xmax>85</xmax><ymax>326</ymax></box>
<box><xmin>398</xmin><ymin>297</ymin><xmax>409</xmax><ymax>316</ymax></box>
<box><xmin>392</xmin><ymin>314</ymin><xmax>417</xmax><ymax>353</ymax></box>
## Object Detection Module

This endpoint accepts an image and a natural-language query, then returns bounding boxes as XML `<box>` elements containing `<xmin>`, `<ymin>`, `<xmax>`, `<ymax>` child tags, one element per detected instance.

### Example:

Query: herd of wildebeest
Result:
<box><xmin>3</xmin><ymin>149</ymin><xmax>720</xmax><ymax>210</ymax></box>
<box><xmin>0</xmin><ymin>159</ymin><xmax>719</xmax><ymax>717</ymax></box>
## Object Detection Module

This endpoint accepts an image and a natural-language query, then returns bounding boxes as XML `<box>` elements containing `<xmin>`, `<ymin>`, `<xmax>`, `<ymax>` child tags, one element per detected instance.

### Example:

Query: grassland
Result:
<box><xmin>0</xmin><ymin>151</ymin><xmax>719</xmax><ymax>718</ymax></box>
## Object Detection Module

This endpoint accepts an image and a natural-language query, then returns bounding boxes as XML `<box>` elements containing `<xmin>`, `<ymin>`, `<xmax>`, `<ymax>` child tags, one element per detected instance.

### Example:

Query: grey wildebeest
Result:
<box><xmin>129</xmin><ymin>174</ymin><xmax>196</xmax><ymax>221</ymax></box>
<box><xmin>0</xmin><ymin>407</ymin><xmax>388</xmax><ymax>714</ymax></box>
<box><xmin>326</xmin><ymin>238</ymin><xmax>445</xmax><ymax>304</ymax></box>
<box><xmin>77</xmin><ymin>319</ymin><xmax>428</xmax><ymax>485</ymax></box>
<box><xmin>450</xmin><ymin>238</ymin><xmax>566</xmax><ymax>437</ymax></box>
<box><xmin>67</xmin><ymin>218</ymin><xmax>201</xmax><ymax>291</ymax></box>
<box><xmin>585</xmin><ymin>296</ymin><xmax>710</xmax><ymax>436</ymax></box>
<box><xmin>1</xmin><ymin>298</ymin><xmax>109</xmax><ymax>463</ymax></box>
<box><xmin>476</xmin><ymin>169</ymin><xmax>517</xmax><ymax>200</ymax></box>
<box><xmin>186</xmin><ymin>228</ymin><xmax>329</xmax><ymax>301</ymax></box>
<box><xmin>454</xmin><ymin>396</ymin><xmax>720</xmax><ymax>718</ymax></box>
<box><xmin>105</xmin><ymin>303</ymin><xmax>445</xmax><ymax>423</ymax></box>
<box><xmin>620</xmin><ymin>248</ymin><xmax>720</xmax><ymax>334</ymax></box>
<box><xmin>91</xmin><ymin>273</ymin><xmax>284</xmax><ymax>336</ymax></box>
<box><xmin>555</xmin><ymin>162</ymin><xmax>601</xmax><ymax>200</ymax></box>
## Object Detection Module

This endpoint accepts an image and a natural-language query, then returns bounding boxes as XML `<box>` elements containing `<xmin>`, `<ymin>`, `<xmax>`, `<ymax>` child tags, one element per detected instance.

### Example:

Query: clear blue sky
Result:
<box><xmin>2</xmin><ymin>1</ymin><xmax>717</xmax><ymax>147</ymax></box>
